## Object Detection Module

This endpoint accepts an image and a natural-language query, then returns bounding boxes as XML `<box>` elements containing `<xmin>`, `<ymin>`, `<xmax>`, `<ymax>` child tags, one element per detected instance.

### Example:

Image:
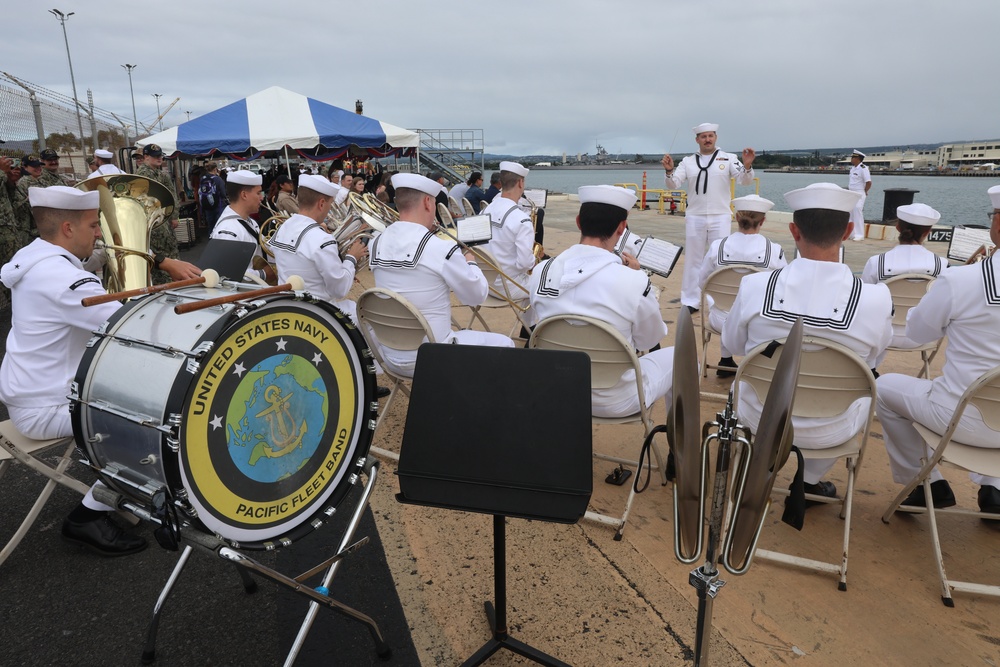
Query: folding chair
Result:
<box><xmin>881</xmin><ymin>364</ymin><xmax>1000</xmax><ymax>606</ymax></box>
<box><xmin>479</xmin><ymin>200</ymin><xmax>489</xmax><ymax>213</ymax></box>
<box><xmin>447</xmin><ymin>196</ymin><xmax>464</xmax><ymax>219</ymax></box>
<box><xmin>461</xmin><ymin>197</ymin><xmax>475</xmax><ymax>218</ymax></box>
<box><xmin>356</xmin><ymin>288</ymin><xmax>437</xmax><ymax>461</ymax></box>
<box><xmin>529</xmin><ymin>315</ymin><xmax>668</xmax><ymax>540</ymax></box>
<box><xmin>883</xmin><ymin>273</ymin><xmax>943</xmax><ymax>379</ymax></box>
<box><xmin>699</xmin><ymin>265</ymin><xmax>762</xmax><ymax>378</ymax></box>
<box><xmin>0</xmin><ymin>420</ymin><xmax>89</xmax><ymax>568</ymax></box>
<box><xmin>732</xmin><ymin>335</ymin><xmax>877</xmax><ymax>590</ymax></box>
<box><xmin>460</xmin><ymin>247</ymin><xmax>532</xmax><ymax>339</ymax></box>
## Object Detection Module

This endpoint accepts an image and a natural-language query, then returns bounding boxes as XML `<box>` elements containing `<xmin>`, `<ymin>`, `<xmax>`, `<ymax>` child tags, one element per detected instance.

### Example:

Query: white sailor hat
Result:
<box><xmin>578</xmin><ymin>185</ymin><xmax>637</xmax><ymax>212</ymax></box>
<box><xmin>896</xmin><ymin>203</ymin><xmax>940</xmax><ymax>227</ymax></box>
<box><xmin>94</xmin><ymin>149</ymin><xmax>114</xmax><ymax>159</ymax></box>
<box><xmin>851</xmin><ymin>149</ymin><xmax>866</xmax><ymax>159</ymax></box>
<box><xmin>731</xmin><ymin>194</ymin><xmax>774</xmax><ymax>213</ymax></box>
<box><xmin>693</xmin><ymin>122</ymin><xmax>719</xmax><ymax>135</ymax></box>
<box><xmin>391</xmin><ymin>173</ymin><xmax>441</xmax><ymax>197</ymax></box>
<box><xmin>227</xmin><ymin>170</ymin><xmax>262</xmax><ymax>186</ymax></box>
<box><xmin>28</xmin><ymin>185</ymin><xmax>99</xmax><ymax>210</ymax></box>
<box><xmin>989</xmin><ymin>185</ymin><xmax>1000</xmax><ymax>210</ymax></box>
<box><xmin>499</xmin><ymin>161</ymin><xmax>529</xmax><ymax>178</ymax></box>
<box><xmin>298</xmin><ymin>173</ymin><xmax>339</xmax><ymax>197</ymax></box>
<box><xmin>783</xmin><ymin>182</ymin><xmax>861</xmax><ymax>213</ymax></box>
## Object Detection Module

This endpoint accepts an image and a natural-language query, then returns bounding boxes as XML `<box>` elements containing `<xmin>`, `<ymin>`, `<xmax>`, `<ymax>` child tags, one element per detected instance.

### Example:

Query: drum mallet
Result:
<box><xmin>173</xmin><ymin>276</ymin><xmax>305</xmax><ymax>315</ymax></box>
<box><xmin>81</xmin><ymin>269</ymin><xmax>221</xmax><ymax>307</ymax></box>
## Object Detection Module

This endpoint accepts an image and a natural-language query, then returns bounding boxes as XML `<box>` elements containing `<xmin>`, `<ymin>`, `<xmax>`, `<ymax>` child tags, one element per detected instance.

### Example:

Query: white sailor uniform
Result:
<box><xmin>877</xmin><ymin>255</ymin><xmax>1000</xmax><ymax>489</ymax></box>
<box><xmin>698</xmin><ymin>232</ymin><xmax>787</xmax><ymax>357</ymax></box>
<box><xmin>370</xmin><ymin>220</ymin><xmax>514</xmax><ymax>376</ymax></box>
<box><xmin>861</xmin><ymin>244</ymin><xmax>947</xmax><ymax>347</ymax></box>
<box><xmin>529</xmin><ymin>245</ymin><xmax>673</xmax><ymax>418</ymax></box>
<box><xmin>0</xmin><ymin>238</ymin><xmax>120</xmax><ymax>439</ymax></box>
<box><xmin>482</xmin><ymin>195</ymin><xmax>534</xmax><ymax>308</ymax></box>
<box><xmin>722</xmin><ymin>259</ymin><xmax>893</xmax><ymax>483</ymax></box>
<box><xmin>848</xmin><ymin>163</ymin><xmax>871</xmax><ymax>239</ymax></box>
<box><xmin>93</xmin><ymin>164</ymin><xmax>123</xmax><ymax>176</ymax></box>
<box><xmin>209</xmin><ymin>206</ymin><xmax>268</xmax><ymax>281</ymax></box>
<box><xmin>266</xmin><ymin>213</ymin><xmax>359</xmax><ymax>323</ymax></box>
<box><xmin>666</xmin><ymin>149</ymin><xmax>754</xmax><ymax>308</ymax></box>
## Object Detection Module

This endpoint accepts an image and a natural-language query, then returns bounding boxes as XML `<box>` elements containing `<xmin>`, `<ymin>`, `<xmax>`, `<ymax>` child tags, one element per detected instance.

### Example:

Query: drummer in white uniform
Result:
<box><xmin>861</xmin><ymin>202</ymin><xmax>946</xmax><ymax>348</ymax></box>
<box><xmin>662</xmin><ymin>123</ymin><xmax>756</xmax><ymax>312</ymax></box>
<box><xmin>529</xmin><ymin>185</ymin><xmax>673</xmax><ymax>418</ymax></box>
<box><xmin>482</xmin><ymin>161</ymin><xmax>536</xmax><ymax>318</ymax></box>
<box><xmin>0</xmin><ymin>187</ymin><xmax>188</xmax><ymax>556</ymax></box>
<box><xmin>847</xmin><ymin>150</ymin><xmax>872</xmax><ymax>241</ymax></box>
<box><xmin>876</xmin><ymin>185</ymin><xmax>1000</xmax><ymax>514</ymax></box>
<box><xmin>91</xmin><ymin>149</ymin><xmax>122</xmax><ymax>176</ymax></box>
<box><xmin>698</xmin><ymin>194</ymin><xmax>786</xmax><ymax>376</ymax></box>
<box><xmin>369</xmin><ymin>173</ymin><xmax>514</xmax><ymax>377</ymax></box>
<box><xmin>266</xmin><ymin>174</ymin><xmax>366</xmax><ymax>323</ymax></box>
<box><xmin>209</xmin><ymin>169</ymin><xmax>276</xmax><ymax>284</ymax></box>
<box><xmin>722</xmin><ymin>183</ymin><xmax>893</xmax><ymax>500</ymax></box>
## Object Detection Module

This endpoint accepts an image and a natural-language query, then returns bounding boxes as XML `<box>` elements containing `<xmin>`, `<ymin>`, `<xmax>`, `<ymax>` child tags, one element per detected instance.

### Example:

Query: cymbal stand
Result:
<box><xmin>689</xmin><ymin>393</ymin><xmax>751</xmax><ymax>667</ymax></box>
<box><xmin>97</xmin><ymin>458</ymin><xmax>390</xmax><ymax>666</ymax></box>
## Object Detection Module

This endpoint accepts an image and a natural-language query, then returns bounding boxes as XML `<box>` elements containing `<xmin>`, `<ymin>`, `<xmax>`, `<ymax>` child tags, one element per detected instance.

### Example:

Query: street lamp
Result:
<box><xmin>152</xmin><ymin>93</ymin><xmax>163</xmax><ymax>131</ymax></box>
<box><xmin>49</xmin><ymin>9</ymin><xmax>88</xmax><ymax>156</ymax></box>
<box><xmin>122</xmin><ymin>64</ymin><xmax>138</xmax><ymax>144</ymax></box>
<box><xmin>185</xmin><ymin>111</ymin><xmax>191</xmax><ymax>122</ymax></box>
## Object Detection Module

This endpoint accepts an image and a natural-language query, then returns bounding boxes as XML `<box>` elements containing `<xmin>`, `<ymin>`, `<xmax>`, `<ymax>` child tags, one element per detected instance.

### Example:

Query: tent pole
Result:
<box><xmin>284</xmin><ymin>145</ymin><xmax>292</xmax><ymax>179</ymax></box>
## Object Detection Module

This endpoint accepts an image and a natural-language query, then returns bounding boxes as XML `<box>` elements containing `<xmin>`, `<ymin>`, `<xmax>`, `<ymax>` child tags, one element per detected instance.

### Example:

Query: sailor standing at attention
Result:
<box><xmin>847</xmin><ymin>149</ymin><xmax>872</xmax><ymax>241</ymax></box>
<box><xmin>209</xmin><ymin>169</ymin><xmax>276</xmax><ymax>283</ymax></box>
<box><xmin>662</xmin><ymin>123</ymin><xmax>756</xmax><ymax>312</ymax></box>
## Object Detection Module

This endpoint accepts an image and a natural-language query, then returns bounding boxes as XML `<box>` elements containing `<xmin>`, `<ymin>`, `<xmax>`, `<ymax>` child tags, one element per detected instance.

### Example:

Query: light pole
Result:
<box><xmin>185</xmin><ymin>111</ymin><xmax>191</xmax><ymax>122</ymax></box>
<box><xmin>152</xmin><ymin>93</ymin><xmax>163</xmax><ymax>131</ymax></box>
<box><xmin>122</xmin><ymin>64</ymin><xmax>138</xmax><ymax>144</ymax></box>
<box><xmin>50</xmin><ymin>9</ymin><xmax>88</xmax><ymax>156</ymax></box>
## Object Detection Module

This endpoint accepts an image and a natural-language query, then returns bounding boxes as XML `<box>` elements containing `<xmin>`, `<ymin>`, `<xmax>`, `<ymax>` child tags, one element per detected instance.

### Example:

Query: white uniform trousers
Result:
<box><xmin>7</xmin><ymin>404</ymin><xmax>115</xmax><ymax>511</ymax></box>
<box><xmin>681</xmin><ymin>214</ymin><xmax>730</xmax><ymax>308</ymax></box>
<box><xmin>377</xmin><ymin>330</ymin><xmax>515</xmax><ymax>378</ymax></box>
<box><xmin>850</xmin><ymin>193</ymin><xmax>867</xmax><ymax>240</ymax></box>
<box><xmin>593</xmin><ymin>348</ymin><xmax>674</xmax><ymax>419</ymax></box>
<box><xmin>705</xmin><ymin>300</ymin><xmax>732</xmax><ymax>357</ymax></box>
<box><xmin>876</xmin><ymin>374</ymin><xmax>1000</xmax><ymax>488</ymax></box>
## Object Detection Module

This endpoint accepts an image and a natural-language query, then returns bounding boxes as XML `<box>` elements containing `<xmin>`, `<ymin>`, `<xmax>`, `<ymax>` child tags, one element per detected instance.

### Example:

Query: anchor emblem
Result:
<box><xmin>254</xmin><ymin>385</ymin><xmax>307</xmax><ymax>458</ymax></box>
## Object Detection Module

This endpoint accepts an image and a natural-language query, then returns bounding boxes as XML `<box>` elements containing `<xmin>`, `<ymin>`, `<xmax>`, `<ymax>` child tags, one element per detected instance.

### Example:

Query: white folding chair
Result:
<box><xmin>699</xmin><ymin>265</ymin><xmax>761</xmax><ymax>378</ymax></box>
<box><xmin>732</xmin><ymin>335</ymin><xmax>877</xmax><ymax>590</ymax></box>
<box><xmin>0</xmin><ymin>420</ymin><xmax>90</xmax><ymax>568</ymax></box>
<box><xmin>883</xmin><ymin>273</ymin><xmax>943</xmax><ymax>379</ymax></box>
<box><xmin>462</xmin><ymin>197</ymin><xmax>475</xmax><ymax>217</ymax></box>
<box><xmin>479</xmin><ymin>200</ymin><xmax>489</xmax><ymax>213</ymax></box>
<box><xmin>437</xmin><ymin>202</ymin><xmax>456</xmax><ymax>228</ymax></box>
<box><xmin>881</xmin><ymin>364</ymin><xmax>1000</xmax><ymax>606</ymax></box>
<box><xmin>529</xmin><ymin>315</ymin><xmax>668</xmax><ymax>540</ymax></box>
<box><xmin>356</xmin><ymin>288</ymin><xmax>437</xmax><ymax>461</ymax></box>
<box><xmin>447</xmin><ymin>196</ymin><xmax>464</xmax><ymax>219</ymax></box>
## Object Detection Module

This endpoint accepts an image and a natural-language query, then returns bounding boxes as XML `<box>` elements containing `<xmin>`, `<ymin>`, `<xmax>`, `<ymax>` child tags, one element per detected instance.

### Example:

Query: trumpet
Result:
<box><xmin>966</xmin><ymin>243</ymin><xmax>998</xmax><ymax>264</ymax></box>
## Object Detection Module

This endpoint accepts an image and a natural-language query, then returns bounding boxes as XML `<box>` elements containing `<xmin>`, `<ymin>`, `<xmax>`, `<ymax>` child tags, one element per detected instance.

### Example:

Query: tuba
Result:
<box><xmin>76</xmin><ymin>173</ymin><xmax>175</xmax><ymax>293</ymax></box>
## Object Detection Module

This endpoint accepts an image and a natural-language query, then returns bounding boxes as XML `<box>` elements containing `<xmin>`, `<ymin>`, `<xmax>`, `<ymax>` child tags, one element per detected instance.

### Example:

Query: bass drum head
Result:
<box><xmin>177</xmin><ymin>296</ymin><xmax>376</xmax><ymax>549</ymax></box>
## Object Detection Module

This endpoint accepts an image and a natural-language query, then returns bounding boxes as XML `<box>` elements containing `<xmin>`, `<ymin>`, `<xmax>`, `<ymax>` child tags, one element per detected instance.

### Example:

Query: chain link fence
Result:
<box><xmin>0</xmin><ymin>72</ymin><xmax>138</xmax><ymax>180</ymax></box>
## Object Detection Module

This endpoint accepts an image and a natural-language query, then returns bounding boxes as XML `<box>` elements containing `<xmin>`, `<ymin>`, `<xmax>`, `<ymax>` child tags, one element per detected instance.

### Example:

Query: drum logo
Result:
<box><xmin>182</xmin><ymin>308</ymin><xmax>360</xmax><ymax>533</ymax></box>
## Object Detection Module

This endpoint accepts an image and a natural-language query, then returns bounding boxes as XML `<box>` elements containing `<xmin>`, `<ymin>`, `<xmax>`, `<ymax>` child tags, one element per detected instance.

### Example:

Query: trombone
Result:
<box><xmin>433</xmin><ymin>223</ymin><xmax>531</xmax><ymax>313</ymax></box>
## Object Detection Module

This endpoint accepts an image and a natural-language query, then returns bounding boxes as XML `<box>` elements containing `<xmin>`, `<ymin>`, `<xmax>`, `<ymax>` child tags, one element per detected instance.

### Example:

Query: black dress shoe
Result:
<box><xmin>802</xmin><ymin>480</ymin><xmax>837</xmax><ymax>507</ymax></box>
<box><xmin>61</xmin><ymin>514</ymin><xmax>147</xmax><ymax>557</ymax></box>
<box><xmin>978</xmin><ymin>485</ymin><xmax>1000</xmax><ymax>515</ymax></box>
<box><xmin>375</xmin><ymin>385</ymin><xmax>391</xmax><ymax>399</ymax></box>
<box><xmin>901</xmin><ymin>479</ymin><xmax>956</xmax><ymax>509</ymax></box>
<box><xmin>716</xmin><ymin>356</ymin><xmax>737</xmax><ymax>378</ymax></box>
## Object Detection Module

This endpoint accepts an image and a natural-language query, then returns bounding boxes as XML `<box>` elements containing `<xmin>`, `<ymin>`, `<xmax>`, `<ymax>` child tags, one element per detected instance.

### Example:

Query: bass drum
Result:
<box><xmin>71</xmin><ymin>286</ymin><xmax>377</xmax><ymax>550</ymax></box>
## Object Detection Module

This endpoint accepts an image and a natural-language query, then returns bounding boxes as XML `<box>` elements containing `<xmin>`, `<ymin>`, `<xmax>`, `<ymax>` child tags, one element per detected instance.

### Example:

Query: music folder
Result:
<box><xmin>455</xmin><ymin>214</ymin><xmax>492</xmax><ymax>246</ymax></box>
<box><xmin>521</xmin><ymin>188</ymin><xmax>548</xmax><ymax>209</ymax></box>
<box><xmin>615</xmin><ymin>229</ymin><xmax>684</xmax><ymax>278</ymax></box>
<box><xmin>195</xmin><ymin>238</ymin><xmax>257</xmax><ymax>281</ymax></box>
<box><xmin>947</xmin><ymin>226</ymin><xmax>994</xmax><ymax>263</ymax></box>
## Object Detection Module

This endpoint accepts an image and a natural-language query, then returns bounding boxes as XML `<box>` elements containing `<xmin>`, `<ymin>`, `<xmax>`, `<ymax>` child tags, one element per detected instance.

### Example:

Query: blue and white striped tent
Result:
<box><xmin>136</xmin><ymin>86</ymin><xmax>418</xmax><ymax>157</ymax></box>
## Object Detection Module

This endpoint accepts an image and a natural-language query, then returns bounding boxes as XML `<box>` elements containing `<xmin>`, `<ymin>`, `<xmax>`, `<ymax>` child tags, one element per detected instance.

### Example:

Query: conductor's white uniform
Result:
<box><xmin>370</xmin><ymin>220</ymin><xmax>514</xmax><ymax>376</ymax></box>
<box><xmin>529</xmin><ymin>244</ymin><xmax>673</xmax><ymax>418</ymax></box>
<box><xmin>666</xmin><ymin>149</ymin><xmax>754</xmax><ymax>308</ymax></box>
<box><xmin>861</xmin><ymin>244</ymin><xmax>946</xmax><ymax>347</ymax></box>
<box><xmin>722</xmin><ymin>259</ymin><xmax>893</xmax><ymax>483</ymax></box>
<box><xmin>877</xmin><ymin>254</ymin><xmax>1000</xmax><ymax>489</ymax></box>
<box><xmin>267</xmin><ymin>213</ymin><xmax>359</xmax><ymax>323</ymax></box>
<box><xmin>698</xmin><ymin>232</ymin><xmax>786</xmax><ymax>357</ymax></box>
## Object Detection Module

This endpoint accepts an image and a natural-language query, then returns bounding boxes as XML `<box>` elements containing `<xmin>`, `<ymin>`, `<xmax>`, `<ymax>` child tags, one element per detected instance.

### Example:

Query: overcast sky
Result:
<box><xmin>5</xmin><ymin>1</ymin><xmax>997</xmax><ymax>156</ymax></box>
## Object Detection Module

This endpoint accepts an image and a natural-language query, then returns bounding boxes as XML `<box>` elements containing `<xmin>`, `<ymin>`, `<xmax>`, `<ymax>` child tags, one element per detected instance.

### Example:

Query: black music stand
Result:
<box><xmin>396</xmin><ymin>344</ymin><xmax>593</xmax><ymax>667</ymax></box>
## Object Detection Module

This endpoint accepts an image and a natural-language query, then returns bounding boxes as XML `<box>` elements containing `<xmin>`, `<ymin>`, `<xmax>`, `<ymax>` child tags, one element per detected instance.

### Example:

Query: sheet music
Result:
<box><xmin>794</xmin><ymin>246</ymin><xmax>846</xmax><ymax>263</ymax></box>
<box><xmin>522</xmin><ymin>188</ymin><xmax>548</xmax><ymax>209</ymax></box>
<box><xmin>635</xmin><ymin>237</ymin><xmax>683</xmax><ymax>278</ymax></box>
<box><xmin>947</xmin><ymin>226</ymin><xmax>994</xmax><ymax>263</ymax></box>
<box><xmin>456</xmin><ymin>214</ymin><xmax>492</xmax><ymax>246</ymax></box>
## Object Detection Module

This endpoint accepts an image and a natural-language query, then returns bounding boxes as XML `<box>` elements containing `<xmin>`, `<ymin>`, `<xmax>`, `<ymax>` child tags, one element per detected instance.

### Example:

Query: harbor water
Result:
<box><xmin>526</xmin><ymin>168</ymin><xmax>1000</xmax><ymax>227</ymax></box>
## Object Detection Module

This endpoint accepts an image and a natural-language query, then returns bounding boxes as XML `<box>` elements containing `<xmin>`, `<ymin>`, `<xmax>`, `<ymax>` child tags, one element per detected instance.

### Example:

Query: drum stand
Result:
<box><xmin>100</xmin><ymin>458</ymin><xmax>391</xmax><ymax>666</ymax></box>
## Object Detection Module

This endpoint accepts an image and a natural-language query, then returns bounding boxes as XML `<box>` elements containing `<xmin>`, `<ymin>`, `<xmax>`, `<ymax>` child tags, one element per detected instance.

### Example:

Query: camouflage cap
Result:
<box><xmin>39</xmin><ymin>148</ymin><xmax>59</xmax><ymax>160</ymax></box>
<box><xmin>143</xmin><ymin>144</ymin><xmax>163</xmax><ymax>157</ymax></box>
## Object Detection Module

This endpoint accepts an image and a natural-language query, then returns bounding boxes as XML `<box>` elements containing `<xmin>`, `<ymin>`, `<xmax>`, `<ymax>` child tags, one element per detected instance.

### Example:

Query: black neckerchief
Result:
<box><xmin>694</xmin><ymin>149</ymin><xmax>719</xmax><ymax>195</ymax></box>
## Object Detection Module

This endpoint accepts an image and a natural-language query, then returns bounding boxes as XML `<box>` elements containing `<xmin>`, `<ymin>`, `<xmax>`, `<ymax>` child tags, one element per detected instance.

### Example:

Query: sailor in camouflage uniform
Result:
<box><xmin>13</xmin><ymin>154</ymin><xmax>46</xmax><ymax>243</ymax></box>
<box><xmin>0</xmin><ymin>156</ymin><xmax>21</xmax><ymax>306</ymax></box>
<box><xmin>134</xmin><ymin>144</ymin><xmax>181</xmax><ymax>285</ymax></box>
<box><xmin>39</xmin><ymin>148</ymin><xmax>70</xmax><ymax>187</ymax></box>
